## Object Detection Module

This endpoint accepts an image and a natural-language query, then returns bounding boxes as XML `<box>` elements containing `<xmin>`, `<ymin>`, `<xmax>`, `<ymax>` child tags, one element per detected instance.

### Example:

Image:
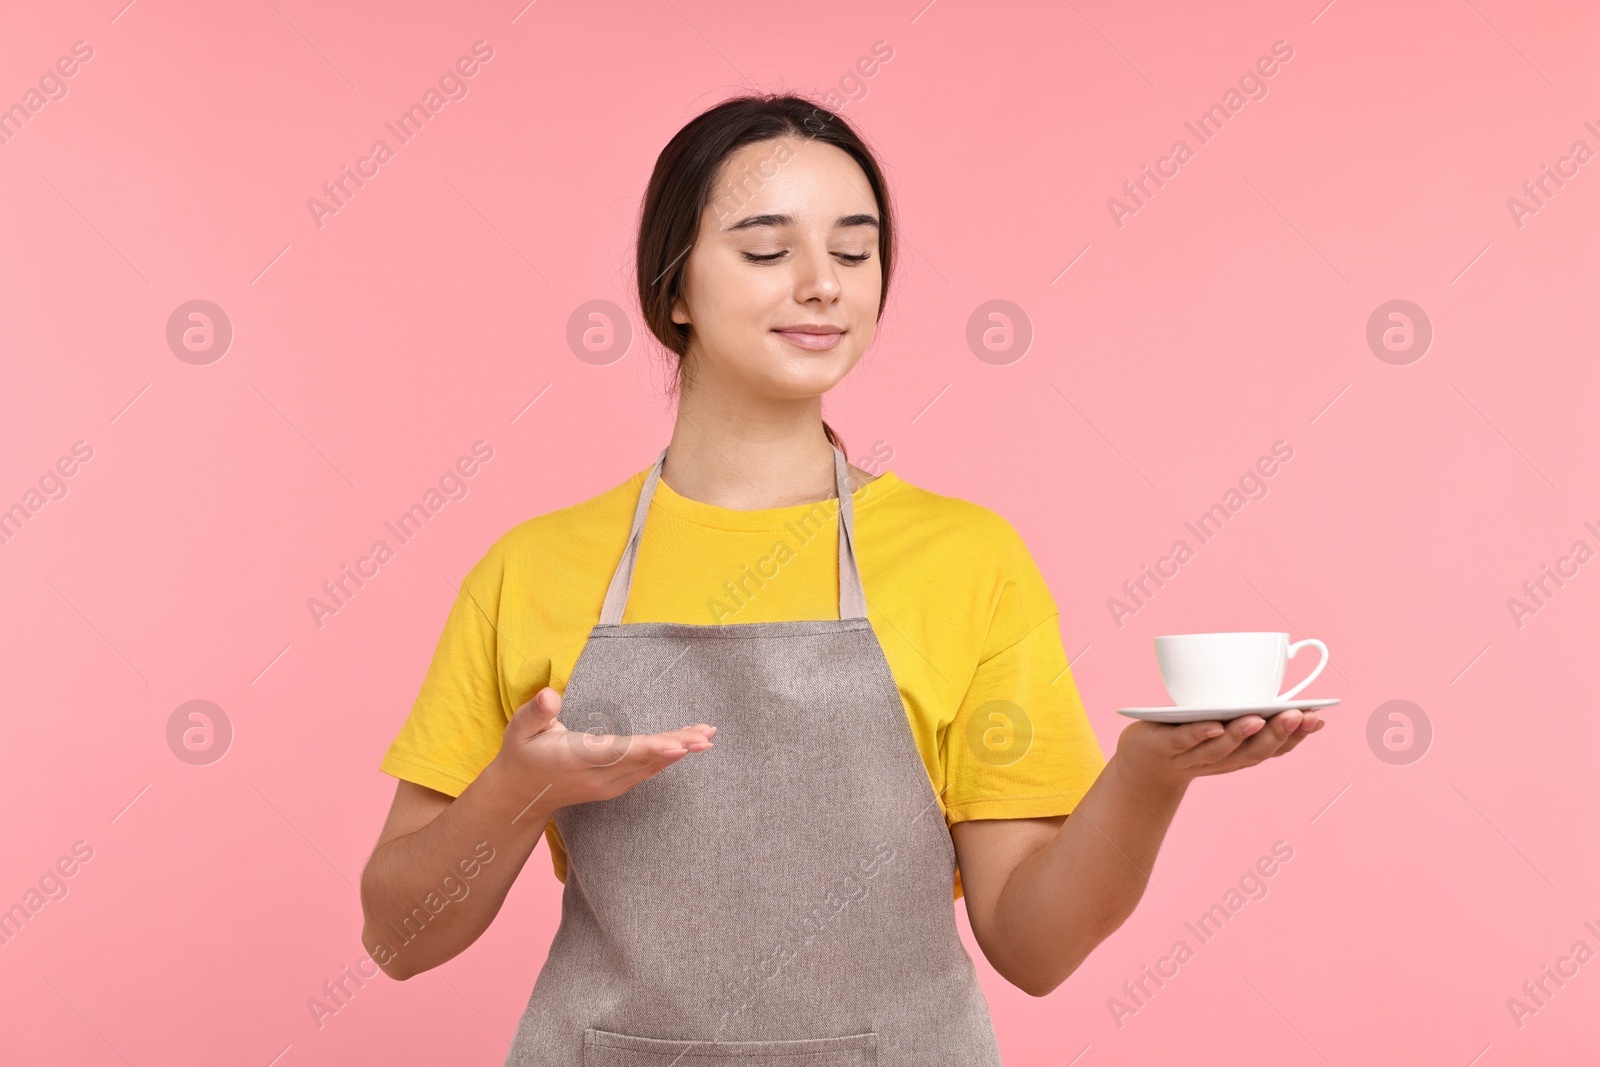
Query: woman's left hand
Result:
<box><xmin>1113</xmin><ymin>709</ymin><xmax>1325</xmax><ymax>791</ymax></box>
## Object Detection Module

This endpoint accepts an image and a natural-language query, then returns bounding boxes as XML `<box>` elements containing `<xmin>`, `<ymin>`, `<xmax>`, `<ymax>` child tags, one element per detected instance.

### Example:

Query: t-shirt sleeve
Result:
<box><xmin>378</xmin><ymin>547</ymin><xmax>512</xmax><ymax>798</ymax></box>
<box><xmin>942</xmin><ymin>519</ymin><xmax>1107</xmax><ymax>826</ymax></box>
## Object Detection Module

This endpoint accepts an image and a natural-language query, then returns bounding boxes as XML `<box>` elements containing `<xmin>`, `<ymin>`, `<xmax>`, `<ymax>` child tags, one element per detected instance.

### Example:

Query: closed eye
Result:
<box><xmin>744</xmin><ymin>251</ymin><xmax>873</xmax><ymax>264</ymax></box>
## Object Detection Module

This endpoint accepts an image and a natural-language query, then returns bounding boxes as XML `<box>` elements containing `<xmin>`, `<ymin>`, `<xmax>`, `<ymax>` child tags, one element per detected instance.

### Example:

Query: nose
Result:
<box><xmin>790</xmin><ymin>240</ymin><xmax>844</xmax><ymax>304</ymax></box>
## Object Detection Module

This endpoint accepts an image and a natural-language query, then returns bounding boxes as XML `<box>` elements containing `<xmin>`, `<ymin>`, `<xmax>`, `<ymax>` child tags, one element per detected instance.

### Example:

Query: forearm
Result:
<box><xmin>359</xmin><ymin>761</ymin><xmax>556</xmax><ymax>980</ymax></box>
<box><xmin>987</xmin><ymin>753</ymin><xmax>1188</xmax><ymax>996</ymax></box>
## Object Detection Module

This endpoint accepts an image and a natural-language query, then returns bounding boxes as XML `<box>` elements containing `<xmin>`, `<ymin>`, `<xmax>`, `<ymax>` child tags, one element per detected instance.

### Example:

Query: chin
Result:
<box><xmin>773</xmin><ymin>351</ymin><xmax>859</xmax><ymax>390</ymax></box>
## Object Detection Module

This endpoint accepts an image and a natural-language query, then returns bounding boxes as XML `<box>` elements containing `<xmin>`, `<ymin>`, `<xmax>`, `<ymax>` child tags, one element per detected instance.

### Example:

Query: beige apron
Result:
<box><xmin>504</xmin><ymin>445</ymin><xmax>1003</xmax><ymax>1066</ymax></box>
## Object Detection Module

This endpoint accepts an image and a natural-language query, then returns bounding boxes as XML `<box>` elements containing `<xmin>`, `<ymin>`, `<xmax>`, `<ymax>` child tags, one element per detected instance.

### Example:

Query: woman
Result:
<box><xmin>359</xmin><ymin>94</ymin><xmax>1323</xmax><ymax>1065</ymax></box>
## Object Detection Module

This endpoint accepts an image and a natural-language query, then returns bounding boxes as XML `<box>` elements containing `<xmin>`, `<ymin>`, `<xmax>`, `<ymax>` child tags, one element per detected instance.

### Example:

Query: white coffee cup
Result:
<box><xmin>1154</xmin><ymin>632</ymin><xmax>1329</xmax><ymax>706</ymax></box>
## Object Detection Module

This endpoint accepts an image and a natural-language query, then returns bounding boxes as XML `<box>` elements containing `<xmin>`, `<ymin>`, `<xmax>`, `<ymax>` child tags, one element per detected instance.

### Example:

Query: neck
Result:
<box><xmin>662</xmin><ymin>386</ymin><xmax>843</xmax><ymax>510</ymax></box>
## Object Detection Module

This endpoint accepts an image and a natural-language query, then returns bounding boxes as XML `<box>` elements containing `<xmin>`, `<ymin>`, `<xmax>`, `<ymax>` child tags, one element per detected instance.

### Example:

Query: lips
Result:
<box><xmin>772</xmin><ymin>326</ymin><xmax>845</xmax><ymax>351</ymax></box>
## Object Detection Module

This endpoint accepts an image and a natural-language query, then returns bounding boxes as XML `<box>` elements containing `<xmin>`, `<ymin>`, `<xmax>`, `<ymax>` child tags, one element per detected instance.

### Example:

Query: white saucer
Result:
<box><xmin>1116</xmin><ymin>697</ymin><xmax>1340</xmax><ymax>724</ymax></box>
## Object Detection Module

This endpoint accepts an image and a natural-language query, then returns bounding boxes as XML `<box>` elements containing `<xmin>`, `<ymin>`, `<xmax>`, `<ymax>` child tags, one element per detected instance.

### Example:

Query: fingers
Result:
<box><xmin>653</xmin><ymin>724</ymin><xmax>717</xmax><ymax>756</ymax></box>
<box><xmin>1170</xmin><ymin>708</ymin><xmax>1328</xmax><ymax>778</ymax></box>
<box><xmin>1169</xmin><ymin>719</ymin><xmax>1229</xmax><ymax>753</ymax></box>
<box><xmin>512</xmin><ymin>686</ymin><xmax>562</xmax><ymax>729</ymax></box>
<box><xmin>532</xmin><ymin>686</ymin><xmax>562</xmax><ymax>722</ymax></box>
<box><xmin>602</xmin><ymin>728</ymin><xmax>715</xmax><ymax>793</ymax></box>
<box><xmin>1247</xmin><ymin>710</ymin><xmax>1302</xmax><ymax>757</ymax></box>
<box><xmin>1181</xmin><ymin>711</ymin><xmax>1305</xmax><ymax>772</ymax></box>
<box><xmin>1220</xmin><ymin>711</ymin><xmax>1306</xmax><ymax>767</ymax></box>
<box><xmin>604</xmin><ymin>746</ymin><xmax>690</xmax><ymax>793</ymax></box>
<box><xmin>616</xmin><ymin>725</ymin><xmax>717</xmax><ymax>763</ymax></box>
<box><xmin>1174</xmin><ymin>716</ymin><xmax>1254</xmax><ymax>766</ymax></box>
<box><xmin>1270</xmin><ymin>712</ymin><xmax>1324</xmax><ymax>757</ymax></box>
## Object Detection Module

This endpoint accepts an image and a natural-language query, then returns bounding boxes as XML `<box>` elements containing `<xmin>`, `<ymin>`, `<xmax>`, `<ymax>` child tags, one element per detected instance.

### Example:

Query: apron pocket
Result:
<box><xmin>583</xmin><ymin>1027</ymin><xmax>878</xmax><ymax>1065</ymax></box>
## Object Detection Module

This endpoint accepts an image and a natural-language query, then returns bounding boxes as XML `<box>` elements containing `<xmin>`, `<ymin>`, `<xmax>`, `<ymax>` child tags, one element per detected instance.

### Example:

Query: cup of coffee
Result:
<box><xmin>1154</xmin><ymin>632</ymin><xmax>1329</xmax><ymax>706</ymax></box>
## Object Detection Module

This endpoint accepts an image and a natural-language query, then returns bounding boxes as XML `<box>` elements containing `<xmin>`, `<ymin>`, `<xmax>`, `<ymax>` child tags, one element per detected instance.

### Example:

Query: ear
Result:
<box><xmin>670</xmin><ymin>295</ymin><xmax>690</xmax><ymax>326</ymax></box>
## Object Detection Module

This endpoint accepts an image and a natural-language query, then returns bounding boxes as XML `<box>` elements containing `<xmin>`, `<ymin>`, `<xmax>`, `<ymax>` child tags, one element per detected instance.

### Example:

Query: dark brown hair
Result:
<box><xmin>635</xmin><ymin>94</ymin><xmax>897</xmax><ymax>461</ymax></box>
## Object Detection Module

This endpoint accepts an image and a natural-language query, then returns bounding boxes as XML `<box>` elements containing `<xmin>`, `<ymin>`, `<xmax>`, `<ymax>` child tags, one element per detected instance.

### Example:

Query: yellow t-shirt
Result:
<box><xmin>379</xmin><ymin>461</ymin><xmax>1107</xmax><ymax>901</ymax></box>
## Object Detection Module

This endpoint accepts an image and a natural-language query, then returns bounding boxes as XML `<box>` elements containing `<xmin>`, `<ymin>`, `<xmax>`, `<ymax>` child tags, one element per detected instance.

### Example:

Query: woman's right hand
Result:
<box><xmin>490</xmin><ymin>686</ymin><xmax>716</xmax><ymax>811</ymax></box>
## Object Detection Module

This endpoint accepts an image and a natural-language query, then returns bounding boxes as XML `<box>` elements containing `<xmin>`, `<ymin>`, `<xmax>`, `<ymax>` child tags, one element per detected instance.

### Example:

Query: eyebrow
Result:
<box><xmin>723</xmin><ymin>212</ymin><xmax>880</xmax><ymax>233</ymax></box>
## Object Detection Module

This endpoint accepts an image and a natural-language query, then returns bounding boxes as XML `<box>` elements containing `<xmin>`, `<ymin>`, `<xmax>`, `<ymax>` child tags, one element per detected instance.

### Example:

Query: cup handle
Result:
<box><xmin>1278</xmin><ymin>639</ymin><xmax>1329</xmax><ymax>700</ymax></box>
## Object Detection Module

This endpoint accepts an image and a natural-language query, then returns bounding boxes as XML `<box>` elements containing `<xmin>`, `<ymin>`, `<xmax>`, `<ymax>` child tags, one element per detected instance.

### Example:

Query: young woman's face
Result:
<box><xmin>671</xmin><ymin>136</ymin><xmax>883</xmax><ymax>404</ymax></box>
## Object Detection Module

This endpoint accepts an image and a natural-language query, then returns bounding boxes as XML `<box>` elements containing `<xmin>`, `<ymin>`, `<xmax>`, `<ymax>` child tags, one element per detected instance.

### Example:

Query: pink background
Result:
<box><xmin>2</xmin><ymin>0</ymin><xmax>1597</xmax><ymax>1063</ymax></box>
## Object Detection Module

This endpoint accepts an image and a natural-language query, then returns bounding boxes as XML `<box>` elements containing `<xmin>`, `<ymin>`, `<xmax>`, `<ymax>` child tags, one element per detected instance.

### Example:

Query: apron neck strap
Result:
<box><xmin>598</xmin><ymin>444</ymin><xmax>867</xmax><ymax>625</ymax></box>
